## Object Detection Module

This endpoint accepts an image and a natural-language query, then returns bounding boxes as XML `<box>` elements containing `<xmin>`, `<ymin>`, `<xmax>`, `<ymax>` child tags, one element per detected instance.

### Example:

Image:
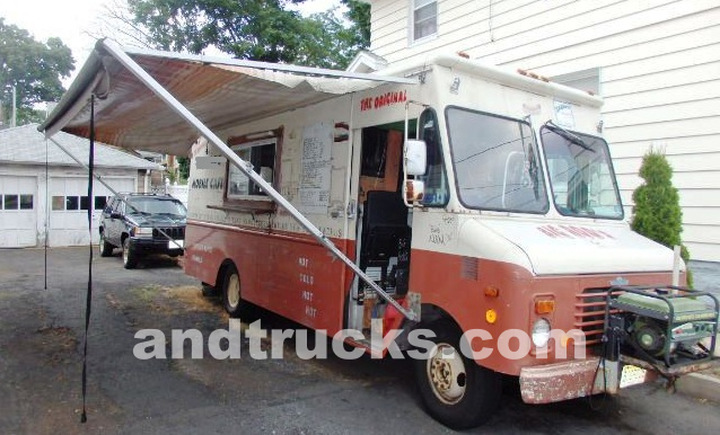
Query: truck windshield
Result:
<box><xmin>540</xmin><ymin>125</ymin><xmax>623</xmax><ymax>219</ymax></box>
<box><xmin>447</xmin><ymin>107</ymin><xmax>548</xmax><ymax>213</ymax></box>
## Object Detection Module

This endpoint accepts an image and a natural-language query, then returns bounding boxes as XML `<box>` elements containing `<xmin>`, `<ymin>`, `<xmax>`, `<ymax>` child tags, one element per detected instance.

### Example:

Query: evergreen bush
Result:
<box><xmin>630</xmin><ymin>149</ymin><xmax>692</xmax><ymax>287</ymax></box>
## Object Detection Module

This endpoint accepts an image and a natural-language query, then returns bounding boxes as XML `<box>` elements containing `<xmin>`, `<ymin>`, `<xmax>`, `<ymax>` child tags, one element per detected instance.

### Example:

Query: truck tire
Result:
<box><xmin>122</xmin><ymin>237</ymin><xmax>138</xmax><ymax>269</ymax></box>
<box><xmin>222</xmin><ymin>265</ymin><xmax>242</xmax><ymax>317</ymax></box>
<box><xmin>99</xmin><ymin>232</ymin><xmax>113</xmax><ymax>257</ymax></box>
<box><xmin>414</xmin><ymin>321</ymin><xmax>502</xmax><ymax>429</ymax></box>
<box><xmin>201</xmin><ymin>282</ymin><xmax>220</xmax><ymax>297</ymax></box>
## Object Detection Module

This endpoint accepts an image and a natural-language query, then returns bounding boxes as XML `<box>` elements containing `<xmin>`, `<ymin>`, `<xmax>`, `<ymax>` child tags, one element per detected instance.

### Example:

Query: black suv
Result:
<box><xmin>98</xmin><ymin>193</ymin><xmax>187</xmax><ymax>269</ymax></box>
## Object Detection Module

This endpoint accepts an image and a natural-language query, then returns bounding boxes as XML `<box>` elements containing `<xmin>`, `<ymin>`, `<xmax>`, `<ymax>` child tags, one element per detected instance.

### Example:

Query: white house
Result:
<box><xmin>358</xmin><ymin>0</ymin><xmax>720</xmax><ymax>262</ymax></box>
<box><xmin>0</xmin><ymin>124</ymin><xmax>159</xmax><ymax>248</ymax></box>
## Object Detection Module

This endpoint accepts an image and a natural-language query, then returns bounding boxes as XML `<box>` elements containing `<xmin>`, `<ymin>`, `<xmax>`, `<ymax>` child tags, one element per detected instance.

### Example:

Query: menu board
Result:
<box><xmin>299</xmin><ymin>122</ymin><xmax>333</xmax><ymax>214</ymax></box>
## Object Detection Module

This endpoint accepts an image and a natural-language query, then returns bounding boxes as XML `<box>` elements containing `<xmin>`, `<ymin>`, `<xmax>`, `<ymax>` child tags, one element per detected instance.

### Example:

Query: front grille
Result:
<box><xmin>574</xmin><ymin>288</ymin><xmax>623</xmax><ymax>348</ymax></box>
<box><xmin>153</xmin><ymin>227</ymin><xmax>185</xmax><ymax>240</ymax></box>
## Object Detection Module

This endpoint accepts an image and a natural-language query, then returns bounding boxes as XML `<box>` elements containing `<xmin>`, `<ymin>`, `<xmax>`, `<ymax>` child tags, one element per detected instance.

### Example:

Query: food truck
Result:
<box><xmin>41</xmin><ymin>40</ymin><xmax>718</xmax><ymax>429</ymax></box>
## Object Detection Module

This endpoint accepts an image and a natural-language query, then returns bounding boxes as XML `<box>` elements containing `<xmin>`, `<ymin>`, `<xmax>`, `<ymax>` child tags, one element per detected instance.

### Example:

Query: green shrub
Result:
<box><xmin>630</xmin><ymin>149</ymin><xmax>692</xmax><ymax>287</ymax></box>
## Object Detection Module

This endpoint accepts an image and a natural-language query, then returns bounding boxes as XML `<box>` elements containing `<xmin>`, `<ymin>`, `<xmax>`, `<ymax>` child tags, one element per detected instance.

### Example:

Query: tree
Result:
<box><xmin>342</xmin><ymin>0</ymin><xmax>371</xmax><ymax>49</ymax></box>
<box><xmin>101</xmin><ymin>0</ymin><xmax>370</xmax><ymax>69</ymax></box>
<box><xmin>0</xmin><ymin>18</ymin><xmax>74</xmax><ymax>126</ymax></box>
<box><xmin>177</xmin><ymin>156</ymin><xmax>190</xmax><ymax>182</ymax></box>
<box><xmin>630</xmin><ymin>149</ymin><xmax>692</xmax><ymax>286</ymax></box>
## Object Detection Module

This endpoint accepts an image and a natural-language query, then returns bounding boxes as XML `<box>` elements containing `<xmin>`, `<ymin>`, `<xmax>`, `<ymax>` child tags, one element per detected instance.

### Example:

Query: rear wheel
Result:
<box><xmin>414</xmin><ymin>321</ymin><xmax>502</xmax><ymax>429</ymax></box>
<box><xmin>122</xmin><ymin>238</ymin><xmax>138</xmax><ymax>269</ymax></box>
<box><xmin>222</xmin><ymin>265</ymin><xmax>242</xmax><ymax>317</ymax></box>
<box><xmin>201</xmin><ymin>282</ymin><xmax>220</xmax><ymax>297</ymax></box>
<box><xmin>98</xmin><ymin>232</ymin><xmax>113</xmax><ymax>257</ymax></box>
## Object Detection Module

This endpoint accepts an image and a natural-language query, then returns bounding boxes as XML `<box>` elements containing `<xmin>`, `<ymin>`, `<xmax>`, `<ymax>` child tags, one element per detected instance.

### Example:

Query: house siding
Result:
<box><xmin>368</xmin><ymin>0</ymin><xmax>720</xmax><ymax>261</ymax></box>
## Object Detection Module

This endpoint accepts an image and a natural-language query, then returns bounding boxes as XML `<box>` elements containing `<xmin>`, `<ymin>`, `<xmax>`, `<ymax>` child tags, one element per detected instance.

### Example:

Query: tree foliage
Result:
<box><xmin>630</xmin><ymin>149</ymin><xmax>692</xmax><ymax>285</ymax></box>
<box><xmin>121</xmin><ymin>0</ymin><xmax>370</xmax><ymax>69</ymax></box>
<box><xmin>0</xmin><ymin>18</ymin><xmax>74</xmax><ymax>126</ymax></box>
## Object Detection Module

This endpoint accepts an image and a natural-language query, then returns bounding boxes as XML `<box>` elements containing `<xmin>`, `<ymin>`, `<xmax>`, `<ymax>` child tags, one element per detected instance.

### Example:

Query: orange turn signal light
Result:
<box><xmin>485</xmin><ymin>309</ymin><xmax>497</xmax><ymax>324</ymax></box>
<box><xmin>535</xmin><ymin>299</ymin><xmax>555</xmax><ymax>315</ymax></box>
<box><xmin>484</xmin><ymin>286</ymin><xmax>500</xmax><ymax>298</ymax></box>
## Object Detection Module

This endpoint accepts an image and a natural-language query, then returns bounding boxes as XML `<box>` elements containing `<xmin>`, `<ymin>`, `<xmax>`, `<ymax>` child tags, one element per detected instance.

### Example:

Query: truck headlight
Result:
<box><xmin>532</xmin><ymin>318</ymin><xmax>551</xmax><ymax>347</ymax></box>
<box><xmin>133</xmin><ymin>227</ymin><xmax>153</xmax><ymax>238</ymax></box>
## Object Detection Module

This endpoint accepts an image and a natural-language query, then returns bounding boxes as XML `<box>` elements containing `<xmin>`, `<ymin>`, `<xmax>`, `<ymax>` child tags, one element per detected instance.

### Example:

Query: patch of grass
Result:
<box><xmin>163</xmin><ymin>285</ymin><xmax>220</xmax><ymax>314</ymax></box>
<box><xmin>0</xmin><ymin>290</ymin><xmax>19</xmax><ymax>301</ymax></box>
<box><xmin>131</xmin><ymin>284</ymin><xmax>163</xmax><ymax>303</ymax></box>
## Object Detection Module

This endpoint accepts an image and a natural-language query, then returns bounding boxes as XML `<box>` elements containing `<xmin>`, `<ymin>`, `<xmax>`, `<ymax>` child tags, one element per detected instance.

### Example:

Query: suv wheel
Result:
<box><xmin>99</xmin><ymin>232</ymin><xmax>113</xmax><ymax>257</ymax></box>
<box><xmin>122</xmin><ymin>238</ymin><xmax>138</xmax><ymax>269</ymax></box>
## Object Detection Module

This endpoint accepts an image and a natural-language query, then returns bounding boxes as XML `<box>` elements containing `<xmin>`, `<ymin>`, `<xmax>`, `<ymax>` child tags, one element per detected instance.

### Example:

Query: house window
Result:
<box><xmin>52</xmin><ymin>196</ymin><xmax>65</xmax><ymax>211</ymax></box>
<box><xmin>412</xmin><ymin>0</ymin><xmax>437</xmax><ymax>43</ymax></box>
<box><xmin>80</xmin><ymin>196</ymin><xmax>91</xmax><ymax>211</ymax></box>
<box><xmin>20</xmin><ymin>194</ymin><xmax>33</xmax><ymax>210</ymax></box>
<box><xmin>95</xmin><ymin>196</ymin><xmax>108</xmax><ymax>210</ymax></box>
<box><xmin>65</xmin><ymin>196</ymin><xmax>79</xmax><ymax>210</ymax></box>
<box><xmin>224</xmin><ymin>128</ymin><xmax>282</xmax><ymax>213</ymax></box>
<box><xmin>3</xmin><ymin>194</ymin><xmax>19</xmax><ymax>210</ymax></box>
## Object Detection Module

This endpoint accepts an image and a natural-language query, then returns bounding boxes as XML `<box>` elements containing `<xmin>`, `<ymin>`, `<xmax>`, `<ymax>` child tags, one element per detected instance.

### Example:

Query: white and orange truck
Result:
<box><xmin>42</xmin><ymin>41</ymin><xmax>718</xmax><ymax>429</ymax></box>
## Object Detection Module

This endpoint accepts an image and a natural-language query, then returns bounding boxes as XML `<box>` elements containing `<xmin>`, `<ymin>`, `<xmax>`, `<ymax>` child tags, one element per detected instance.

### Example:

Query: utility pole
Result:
<box><xmin>11</xmin><ymin>85</ymin><xmax>17</xmax><ymax>127</ymax></box>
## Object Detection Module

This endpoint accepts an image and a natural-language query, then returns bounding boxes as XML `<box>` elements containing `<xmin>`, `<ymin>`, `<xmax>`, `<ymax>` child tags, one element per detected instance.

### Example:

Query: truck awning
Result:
<box><xmin>39</xmin><ymin>39</ymin><xmax>415</xmax><ymax>155</ymax></box>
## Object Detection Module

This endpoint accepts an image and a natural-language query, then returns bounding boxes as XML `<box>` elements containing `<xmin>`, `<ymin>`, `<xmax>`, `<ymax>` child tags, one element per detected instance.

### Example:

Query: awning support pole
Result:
<box><xmin>98</xmin><ymin>39</ymin><xmax>417</xmax><ymax>322</ymax></box>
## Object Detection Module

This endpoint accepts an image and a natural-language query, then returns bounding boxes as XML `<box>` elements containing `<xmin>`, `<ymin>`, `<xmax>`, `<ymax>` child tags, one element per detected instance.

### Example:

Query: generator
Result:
<box><xmin>604</xmin><ymin>286</ymin><xmax>719</xmax><ymax>369</ymax></box>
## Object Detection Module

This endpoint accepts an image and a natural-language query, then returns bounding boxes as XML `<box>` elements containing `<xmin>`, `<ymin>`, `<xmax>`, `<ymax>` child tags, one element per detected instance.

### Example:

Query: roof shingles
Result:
<box><xmin>0</xmin><ymin>124</ymin><xmax>159</xmax><ymax>170</ymax></box>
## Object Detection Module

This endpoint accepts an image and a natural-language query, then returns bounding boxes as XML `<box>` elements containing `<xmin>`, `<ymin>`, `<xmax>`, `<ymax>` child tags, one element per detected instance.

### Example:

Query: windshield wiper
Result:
<box><xmin>544</xmin><ymin>120</ymin><xmax>595</xmax><ymax>153</ymax></box>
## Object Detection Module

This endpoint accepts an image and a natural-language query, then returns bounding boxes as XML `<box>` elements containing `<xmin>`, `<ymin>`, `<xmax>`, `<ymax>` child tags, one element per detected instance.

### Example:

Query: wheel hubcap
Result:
<box><xmin>427</xmin><ymin>343</ymin><xmax>467</xmax><ymax>405</ymax></box>
<box><xmin>227</xmin><ymin>274</ymin><xmax>240</xmax><ymax>308</ymax></box>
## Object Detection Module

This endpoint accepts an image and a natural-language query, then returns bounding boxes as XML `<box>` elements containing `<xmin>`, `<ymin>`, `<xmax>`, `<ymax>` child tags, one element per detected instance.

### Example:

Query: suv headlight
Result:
<box><xmin>531</xmin><ymin>318</ymin><xmax>551</xmax><ymax>347</ymax></box>
<box><xmin>133</xmin><ymin>227</ymin><xmax>153</xmax><ymax>238</ymax></box>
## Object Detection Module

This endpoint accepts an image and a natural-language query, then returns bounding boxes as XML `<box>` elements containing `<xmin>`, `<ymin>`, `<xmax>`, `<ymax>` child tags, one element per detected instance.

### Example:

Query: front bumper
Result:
<box><xmin>519</xmin><ymin>354</ymin><xmax>720</xmax><ymax>404</ymax></box>
<box><xmin>129</xmin><ymin>237</ymin><xmax>184</xmax><ymax>254</ymax></box>
<box><xmin>519</xmin><ymin>357</ymin><xmax>651</xmax><ymax>404</ymax></box>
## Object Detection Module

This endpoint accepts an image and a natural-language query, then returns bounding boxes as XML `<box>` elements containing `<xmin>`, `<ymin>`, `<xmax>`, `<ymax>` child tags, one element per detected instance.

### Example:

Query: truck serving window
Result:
<box><xmin>226</xmin><ymin>130</ymin><xmax>281</xmax><ymax>200</ymax></box>
<box><xmin>540</xmin><ymin>125</ymin><xmax>623</xmax><ymax>219</ymax></box>
<box><xmin>447</xmin><ymin>107</ymin><xmax>548</xmax><ymax>213</ymax></box>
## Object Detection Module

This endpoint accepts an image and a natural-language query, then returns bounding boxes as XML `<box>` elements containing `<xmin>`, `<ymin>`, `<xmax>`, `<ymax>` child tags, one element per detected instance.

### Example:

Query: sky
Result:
<box><xmin>0</xmin><ymin>0</ymin><xmax>342</xmax><ymax>86</ymax></box>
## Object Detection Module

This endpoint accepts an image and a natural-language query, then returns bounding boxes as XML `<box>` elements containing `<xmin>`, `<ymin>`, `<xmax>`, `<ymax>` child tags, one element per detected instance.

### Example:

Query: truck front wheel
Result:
<box><xmin>414</xmin><ymin>321</ymin><xmax>502</xmax><ymax>429</ymax></box>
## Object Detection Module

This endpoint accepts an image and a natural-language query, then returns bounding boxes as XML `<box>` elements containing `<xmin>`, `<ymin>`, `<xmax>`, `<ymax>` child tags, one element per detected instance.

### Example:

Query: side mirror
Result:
<box><xmin>405</xmin><ymin>140</ymin><xmax>427</xmax><ymax>176</ymax></box>
<box><xmin>405</xmin><ymin>180</ymin><xmax>425</xmax><ymax>203</ymax></box>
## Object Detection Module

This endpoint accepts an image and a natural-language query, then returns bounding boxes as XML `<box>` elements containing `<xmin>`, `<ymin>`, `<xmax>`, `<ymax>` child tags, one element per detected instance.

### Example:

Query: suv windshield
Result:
<box><xmin>540</xmin><ymin>125</ymin><xmax>623</xmax><ymax>219</ymax></box>
<box><xmin>126</xmin><ymin>196</ymin><xmax>187</xmax><ymax>217</ymax></box>
<box><xmin>447</xmin><ymin>107</ymin><xmax>548</xmax><ymax>213</ymax></box>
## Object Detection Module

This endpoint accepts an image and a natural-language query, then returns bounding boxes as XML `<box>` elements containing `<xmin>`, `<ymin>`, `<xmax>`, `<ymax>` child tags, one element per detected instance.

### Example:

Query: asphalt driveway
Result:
<box><xmin>0</xmin><ymin>247</ymin><xmax>718</xmax><ymax>434</ymax></box>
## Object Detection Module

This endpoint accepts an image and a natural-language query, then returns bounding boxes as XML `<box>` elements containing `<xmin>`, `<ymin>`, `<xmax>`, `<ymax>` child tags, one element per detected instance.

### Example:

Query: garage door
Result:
<box><xmin>49</xmin><ymin>177</ymin><xmax>135</xmax><ymax>247</ymax></box>
<box><xmin>0</xmin><ymin>176</ymin><xmax>37</xmax><ymax>248</ymax></box>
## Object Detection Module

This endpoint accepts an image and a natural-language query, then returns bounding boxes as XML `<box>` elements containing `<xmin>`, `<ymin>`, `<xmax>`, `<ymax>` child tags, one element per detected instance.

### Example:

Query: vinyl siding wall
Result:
<box><xmin>369</xmin><ymin>0</ymin><xmax>720</xmax><ymax>261</ymax></box>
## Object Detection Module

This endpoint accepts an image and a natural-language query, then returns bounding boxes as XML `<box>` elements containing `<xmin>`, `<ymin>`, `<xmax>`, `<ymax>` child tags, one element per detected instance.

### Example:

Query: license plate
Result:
<box><xmin>168</xmin><ymin>240</ymin><xmax>184</xmax><ymax>249</ymax></box>
<box><xmin>619</xmin><ymin>364</ymin><xmax>647</xmax><ymax>388</ymax></box>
